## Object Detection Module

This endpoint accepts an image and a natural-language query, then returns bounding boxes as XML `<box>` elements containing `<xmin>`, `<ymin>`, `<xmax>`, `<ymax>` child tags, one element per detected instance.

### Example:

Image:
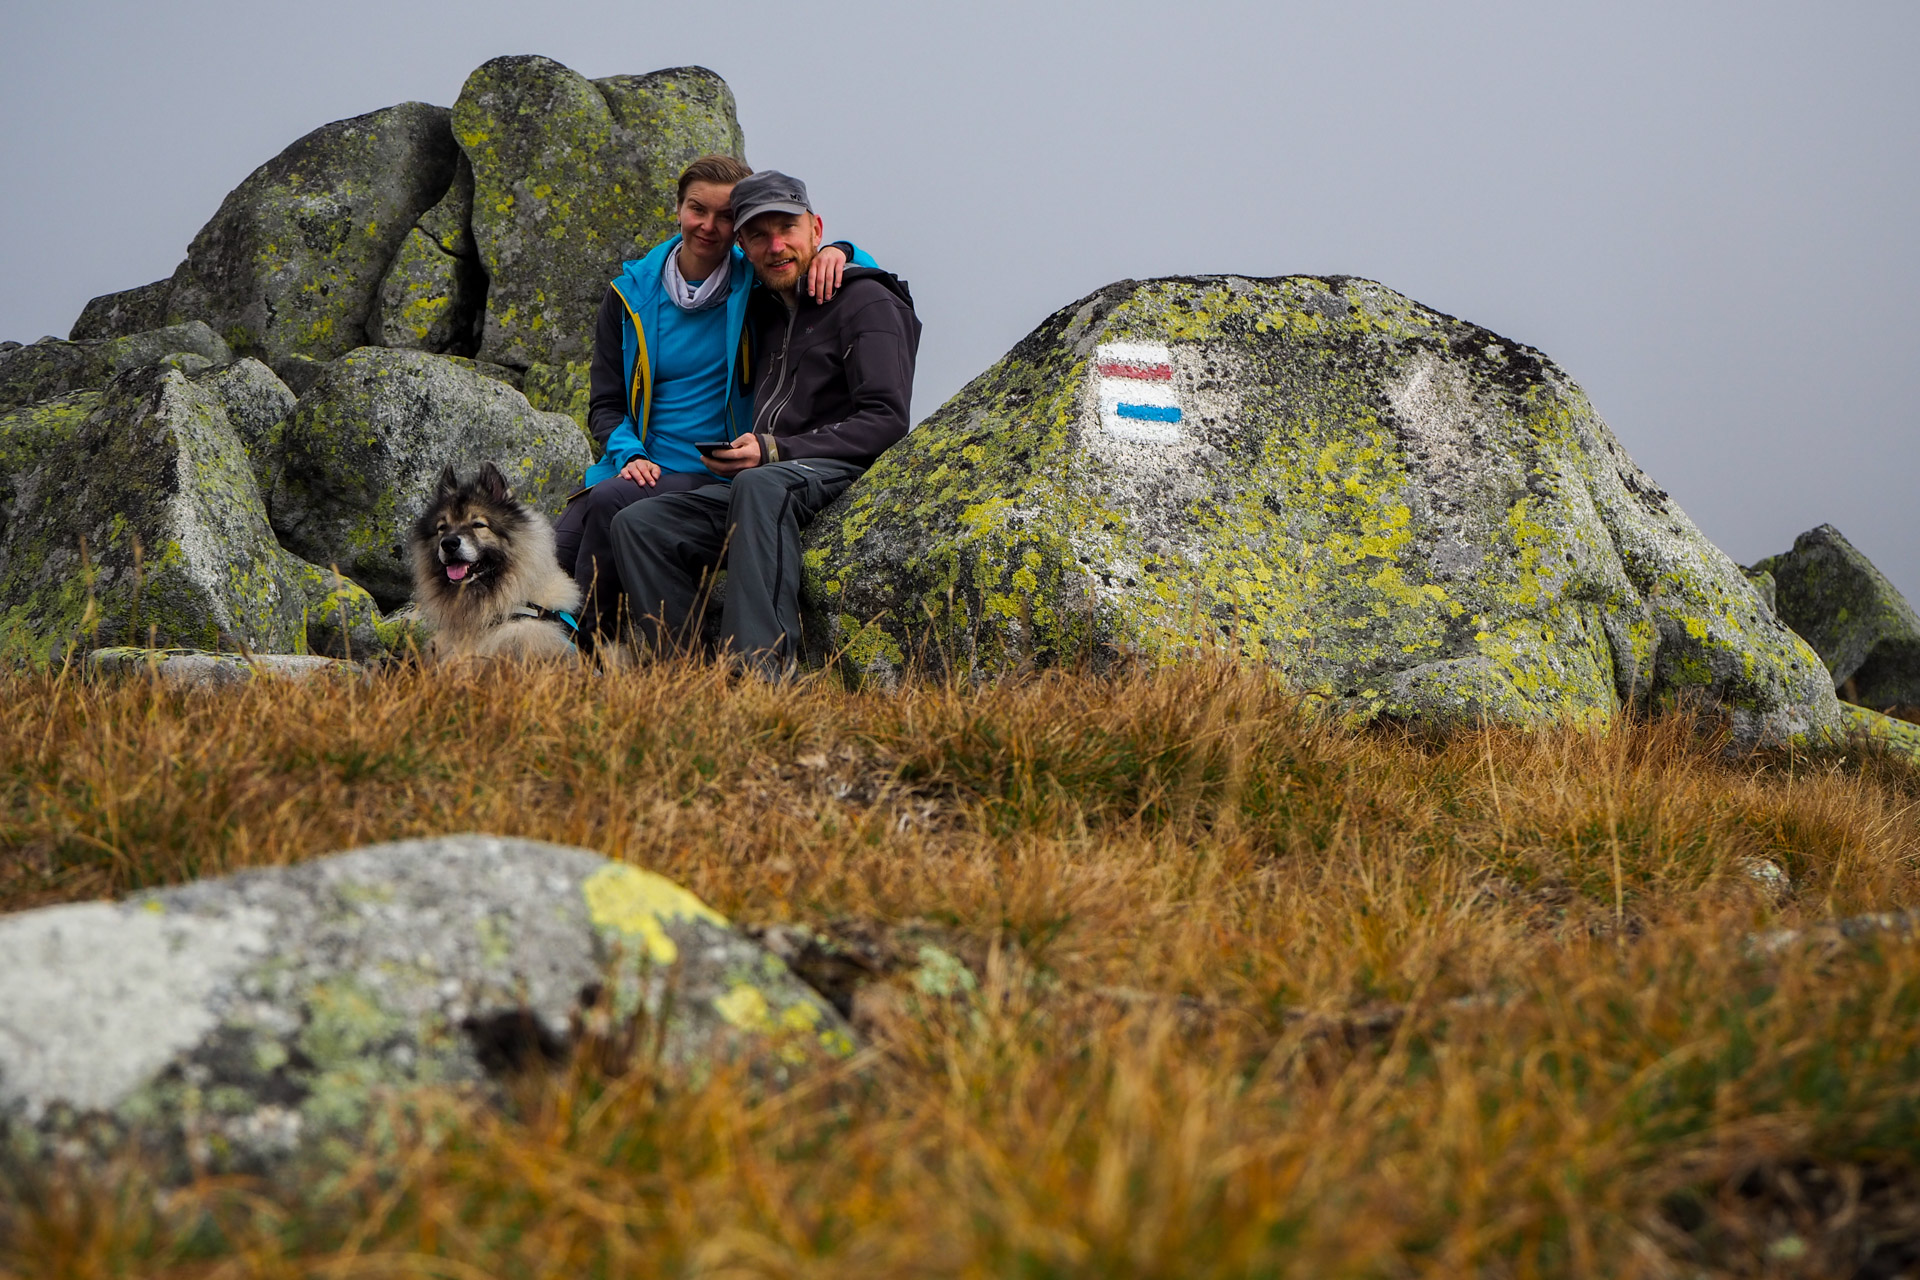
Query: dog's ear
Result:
<box><xmin>436</xmin><ymin>465</ymin><xmax>462</xmax><ymax>499</ymax></box>
<box><xmin>478</xmin><ymin>462</ymin><xmax>514</xmax><ymax>504</ymax></box>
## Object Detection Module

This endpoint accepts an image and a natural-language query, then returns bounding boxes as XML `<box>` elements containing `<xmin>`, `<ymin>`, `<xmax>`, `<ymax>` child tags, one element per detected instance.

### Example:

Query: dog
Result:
<box><xmin>408</xmin><ymin>463</ymin><xmax>583</xmax><ymax>663</ymax></box>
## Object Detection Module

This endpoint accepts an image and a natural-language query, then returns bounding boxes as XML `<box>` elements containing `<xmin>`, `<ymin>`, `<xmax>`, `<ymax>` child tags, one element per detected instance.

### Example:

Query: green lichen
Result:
<box><xmin>523</xmin><ymin>360</ymin><xmax>594</xmax><ymax>437</ymax></box>
<box><xmin>1</xmin><ymin>370</ymin><xmax>312</xmax><ymax>668</ymax></box>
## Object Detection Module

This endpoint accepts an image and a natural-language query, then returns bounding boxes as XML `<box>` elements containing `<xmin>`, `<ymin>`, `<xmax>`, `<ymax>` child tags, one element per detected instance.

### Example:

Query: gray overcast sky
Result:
<box><xmin>5</xmin><ymin>1</ymin><xmax>1916</xmax><ymax>600</ymax></box>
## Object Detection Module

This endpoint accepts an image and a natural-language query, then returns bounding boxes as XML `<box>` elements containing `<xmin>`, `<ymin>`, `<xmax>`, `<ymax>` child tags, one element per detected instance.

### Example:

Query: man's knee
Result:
<box><xmin>728</xmin><ymin>462</ymin><xmax>802</xmax><ymax>512</ymax></box>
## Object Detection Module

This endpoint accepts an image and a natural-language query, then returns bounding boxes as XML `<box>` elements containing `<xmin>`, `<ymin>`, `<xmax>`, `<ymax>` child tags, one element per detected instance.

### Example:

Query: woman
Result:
<box><xmin>552</xmin><ymin>154</ymin><xmax>870</xmax><ymax>645</ymax></box>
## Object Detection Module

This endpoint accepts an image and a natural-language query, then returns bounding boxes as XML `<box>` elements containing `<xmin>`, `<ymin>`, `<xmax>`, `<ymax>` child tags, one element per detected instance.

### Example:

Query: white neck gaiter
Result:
<box><xmin>663</xmin><ymin>245</ymin><xmax>731</xmax><ymax>311</ymax></box>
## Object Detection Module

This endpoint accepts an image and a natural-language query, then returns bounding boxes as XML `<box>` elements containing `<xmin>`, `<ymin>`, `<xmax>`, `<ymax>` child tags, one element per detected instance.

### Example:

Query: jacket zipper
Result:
<box><xmin>754</xmin><ymin>301</ymin><xmax>803</xmax><ymax>438</ymax></box>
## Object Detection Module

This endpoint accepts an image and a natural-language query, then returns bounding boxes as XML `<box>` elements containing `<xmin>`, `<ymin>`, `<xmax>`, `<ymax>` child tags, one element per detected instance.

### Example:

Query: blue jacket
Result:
<box><xmin>583</xmin><ymin>236</ymin><xmax>877</xmax><ymax>487</ymax></box>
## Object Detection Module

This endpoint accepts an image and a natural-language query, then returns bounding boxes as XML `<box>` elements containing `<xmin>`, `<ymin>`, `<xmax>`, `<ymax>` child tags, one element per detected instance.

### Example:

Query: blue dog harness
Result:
<box><xmin>514</xmin><ymin>604</ymin><xmax>582</xmax><ymax>649</ymax></box>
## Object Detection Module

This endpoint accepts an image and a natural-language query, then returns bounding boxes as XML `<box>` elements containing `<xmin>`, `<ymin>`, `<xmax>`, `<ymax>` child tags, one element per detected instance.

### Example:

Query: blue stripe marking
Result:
<box><xmin>1115</xmin><ymin>402</ymin><xmax>1182</xmax><ymax>423</ymax></box>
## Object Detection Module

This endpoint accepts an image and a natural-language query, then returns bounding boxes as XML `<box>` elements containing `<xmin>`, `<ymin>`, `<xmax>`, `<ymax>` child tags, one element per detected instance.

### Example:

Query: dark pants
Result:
<box><xmin>608</xmin><ymin>458</ymin><xmax>865</xmax><ymax>674</ymax></box>
<box><xmin>553</xmin><ymin>471</ymin><xmax>724</xmax><ymax>642</ymax></box>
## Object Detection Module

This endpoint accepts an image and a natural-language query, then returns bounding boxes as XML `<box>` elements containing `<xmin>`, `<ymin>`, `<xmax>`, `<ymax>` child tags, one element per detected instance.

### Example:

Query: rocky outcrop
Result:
<box><xmin>1754</xmin><ymin>525</ymin><xmax>1920</xmax><ymax>713</ymax></box>
<box><xmin>803</xmin><ymin>275</ymin><xmax>1840</xmax><ymax>743</ymax></box>
<box><xmin>0</xmin><ymin>322</ymin><xmax>232</xmax><ymax>414</ymax></box>
<box><xmin>269</xmin><ymin>348</ymin><xmax>592</xmax><ymax>608</ymax></box>
<box><xmin>453</xmin><ymin>57</ymin><xmax>744</xmax><ymax>368</ymax></box>
<box><xmin>0</xmin><ymin>835</ymin><xmax>852</xmax><ymax>1185</ymax></box>
<box><xmin>0</xmin><ymin>364</ymin><xmax>394</xmax><ymax>665</ymax></box>
<box><xmin>164</xmin><ymin>102</ymin><xmax>461</xmax><ymax>368</ymax></box>
<box><xmin>0</xmin><ymin>365</ymin><xmax>307</xmax><ymax>662</ymax></box>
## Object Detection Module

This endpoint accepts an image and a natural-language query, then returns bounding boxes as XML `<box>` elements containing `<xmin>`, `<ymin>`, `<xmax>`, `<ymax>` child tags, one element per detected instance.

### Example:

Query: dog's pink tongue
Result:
<box><xmin>446</xmin><ymin>563</ymin><xmax>470</xmax><ymax>582</ymax></box>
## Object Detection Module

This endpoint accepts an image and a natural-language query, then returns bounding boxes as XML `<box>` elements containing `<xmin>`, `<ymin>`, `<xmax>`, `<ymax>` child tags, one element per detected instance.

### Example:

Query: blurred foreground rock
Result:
<box><xmin>0</xmin><ymin>835</ymin><xmax>852</xmax><ymax>1186</ymax></box>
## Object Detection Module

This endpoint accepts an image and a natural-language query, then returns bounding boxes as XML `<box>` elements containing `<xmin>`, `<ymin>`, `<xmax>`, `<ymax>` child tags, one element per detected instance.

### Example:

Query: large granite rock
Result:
<box><xmin>0</xmin><ymin>364</ymin><xmax>387</xmax><ymax>665</ymax></box>
<box><xmin>368</xmin><ymin>154</ymin><xmax>485</xmax><ymax>355</ymax></box>
<box><xmin>164</xmin><ymin>102</ymin><xmax>460</xmax><ymax>367</ymax></box>
<box><xmin>453</xmin><ymin>56</ymin><xmax>744</xmax><ymax>368</ymax></box>
<box><xmin>1754</xmin><ymin>525</ymin><xmax>1920</xmax><ymax>712</ymax></box>
<box><xmin>803</xmin><ymin>275</ymin><xmax>1841</xmax><ymax>743</ymax></box>
<box><xmin>0</xmin><ymin>365</ymin><xmax>304</xmax><ymax>662</ymax></box>
<box><xmin>0</xmin><ymin>322</ymin><xmax>232</xmax><ymax>414</ymax></box>
<box><xmin>0</xmin><ymin>835</ymin><xmax>853</xmax><ymax>1185</ymax></box>
<box><xmin>269</xmin><ymin>347</ymin><xmax>592</xmax><ymax>608</ymax></box>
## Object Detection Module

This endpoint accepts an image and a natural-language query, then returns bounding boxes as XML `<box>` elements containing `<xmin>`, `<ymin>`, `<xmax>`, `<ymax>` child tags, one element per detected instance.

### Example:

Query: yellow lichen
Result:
<box><xmin>582</xmin><ymin>863</ymin><xmax>726</xmax><ymax>965</ymax></box>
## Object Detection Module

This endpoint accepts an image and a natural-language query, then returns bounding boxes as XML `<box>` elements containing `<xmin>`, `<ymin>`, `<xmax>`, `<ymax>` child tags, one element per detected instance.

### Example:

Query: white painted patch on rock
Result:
<box><xmin>1092</xmin><ymin>340</ymin><xmax>1183</xmax><ymax>443</ymax></box>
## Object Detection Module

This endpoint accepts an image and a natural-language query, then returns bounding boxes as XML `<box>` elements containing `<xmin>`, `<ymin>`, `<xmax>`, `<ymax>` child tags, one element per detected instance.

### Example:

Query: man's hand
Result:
<box><xmin>618</xmin><ymin>456</ymin><xmax>661</xmax><ymax>487</ymax></box>
<box><xmin>702</xmin><ymin>433</ymin><xmax>763</xmax><ymax>478</ymax></box>
<box><xmin>807</xmin><ymin>243</ymin><xmax>847</xmax><ymax>302</ymax></box>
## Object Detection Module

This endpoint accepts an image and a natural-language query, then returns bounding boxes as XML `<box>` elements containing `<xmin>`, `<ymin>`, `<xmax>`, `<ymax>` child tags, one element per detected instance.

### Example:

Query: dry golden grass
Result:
<box><xmin>3</xmin><ymin>660</ymin><xmax>1919</xmax><ymax>1278</ymax></box>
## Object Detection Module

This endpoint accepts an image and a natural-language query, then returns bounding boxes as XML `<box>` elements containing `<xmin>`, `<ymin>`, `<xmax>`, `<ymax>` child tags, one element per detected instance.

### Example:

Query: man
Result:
<box><xmin>609</xmin><ymin>170</ymin><xmax>921</xmax><ymax>676</ymax></box>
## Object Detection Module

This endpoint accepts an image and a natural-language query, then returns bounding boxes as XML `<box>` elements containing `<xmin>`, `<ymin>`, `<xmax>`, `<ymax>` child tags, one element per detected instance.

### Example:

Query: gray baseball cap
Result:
<box><xmin>728</xmin><ymin>170</ymin><xmax>812</xmax><ymax>230</ymax></box>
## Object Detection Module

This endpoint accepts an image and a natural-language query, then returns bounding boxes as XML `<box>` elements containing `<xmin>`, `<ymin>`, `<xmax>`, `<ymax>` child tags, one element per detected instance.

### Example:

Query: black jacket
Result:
<box><xmin>745</xmin><ymin>266</ymin><xmax>921</xmax><ymax>466</ymax></box>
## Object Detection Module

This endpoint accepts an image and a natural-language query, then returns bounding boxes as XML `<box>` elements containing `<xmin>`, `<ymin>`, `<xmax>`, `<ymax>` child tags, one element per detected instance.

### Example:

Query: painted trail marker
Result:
<box><xmin>1095</xmin><ymin>341</ymin><xmax>1182</xmax><ymax>443</ymax></box>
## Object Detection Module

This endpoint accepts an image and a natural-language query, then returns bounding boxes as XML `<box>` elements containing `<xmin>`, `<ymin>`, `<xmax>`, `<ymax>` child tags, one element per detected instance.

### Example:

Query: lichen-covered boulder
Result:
<box><xmin>164</xmin><ymin>102</ymin><xmax>460</xmax><ymax>367</ymax></box>
<box><xmin>269</xmin><ymin>347</ymin><xmax>592</xmax><ymax>607</ymax></box>
<box><xmin>804</xmin><ymin>275</ymin><xmax>1841</xmax><ymax>743</ymax></box>
<box><xmin>0</xmin><ymin>390</ymin><xmax>97</xmax><ymax>544</ymax></box>
<box><xmin>0</xmin><ymin>835</ymin><xmax>853</xmax><ymax>1184</ymax></box>
<box><xmin>453</xmin><ymin>56</ymin><xmax>744</xmax><ymax>368</ymax></box>
<box><xmin>0</xmin><ymin>365</ymin><xmax>313</xmax><ymax>664</ymax></box>
<box><xmin>0</xmin><ymin>322</ymin><xmax>232</xmax><ymax>414</ymax></box>
<box><xmin>1755</xmin><ymin>525</ymin><xmax>1920</xmax><ymax>713</ymax></box>
<box><xmin>69</xmin><ymin>278</ymin><xmax>175</xmax><ymax>342</ymax></box>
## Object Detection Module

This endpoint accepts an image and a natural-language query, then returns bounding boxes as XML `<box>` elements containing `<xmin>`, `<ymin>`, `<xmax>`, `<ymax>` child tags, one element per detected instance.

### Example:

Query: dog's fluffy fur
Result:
<box><xmin>409</xmin><ymin>463</ymin><xmax>582</xmax><ymax>663</ymax></box>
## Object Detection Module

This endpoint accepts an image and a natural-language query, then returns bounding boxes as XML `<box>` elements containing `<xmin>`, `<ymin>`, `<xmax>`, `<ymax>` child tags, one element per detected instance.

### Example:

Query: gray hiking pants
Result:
<box><xmin>608</xmin><ymin>457</ymin><xmax>865</xmax><ymax>673</ymax></box>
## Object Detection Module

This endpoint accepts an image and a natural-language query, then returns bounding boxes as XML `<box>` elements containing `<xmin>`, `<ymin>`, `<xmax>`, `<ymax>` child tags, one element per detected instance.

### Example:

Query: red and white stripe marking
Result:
<box><xmin>1095</xmin><ymin>341</ymin><xmax>1182</xmax><ymax>443</ymax></box>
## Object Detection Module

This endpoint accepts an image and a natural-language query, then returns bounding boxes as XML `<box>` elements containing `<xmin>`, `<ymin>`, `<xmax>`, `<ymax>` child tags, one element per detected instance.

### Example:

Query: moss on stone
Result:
<box><xmin>522</xmin><ymin>360</ymin><xmax>594</xmax><ymax>437</ymax></box>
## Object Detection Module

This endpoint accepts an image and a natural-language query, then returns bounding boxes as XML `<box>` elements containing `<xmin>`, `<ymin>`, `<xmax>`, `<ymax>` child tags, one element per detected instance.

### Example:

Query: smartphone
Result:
<box><xmin>693</xmin><ymin>440</ymin><xmax>734</xmax><ymax>456</ymax></box>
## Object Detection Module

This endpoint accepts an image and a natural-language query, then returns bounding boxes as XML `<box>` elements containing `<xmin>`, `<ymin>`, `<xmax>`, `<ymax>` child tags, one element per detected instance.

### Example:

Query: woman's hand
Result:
<box><xmin>617</xmin><ymin>456</ymin><xmax>661</xmax><ymax>487</ymax></box>
<box><xmin>808</xmin><ymin>244</ymin><xmax>848</xmax><ymax>302</ymax></box>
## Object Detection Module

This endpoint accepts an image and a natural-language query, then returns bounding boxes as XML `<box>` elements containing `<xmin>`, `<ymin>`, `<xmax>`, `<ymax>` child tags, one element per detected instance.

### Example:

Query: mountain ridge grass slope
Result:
<box><xmin>3</xmin><ymin>661</ymin><xmax>1918</xmax><ymax>1277</ymax></box>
